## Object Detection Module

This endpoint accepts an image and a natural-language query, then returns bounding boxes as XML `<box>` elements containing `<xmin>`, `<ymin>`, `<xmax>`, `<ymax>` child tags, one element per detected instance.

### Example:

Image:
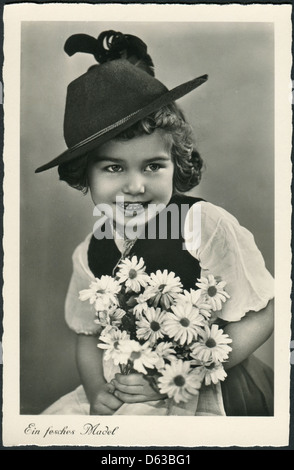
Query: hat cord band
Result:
<box><xmin>69</xmin><ymin>109</ymin><xmax>141</xmax><ymax>153</ymax></box>
<box><xmin>67</xmin><ymin>76</ymin><xmax>208</xmax><ymax>155</ymax></box>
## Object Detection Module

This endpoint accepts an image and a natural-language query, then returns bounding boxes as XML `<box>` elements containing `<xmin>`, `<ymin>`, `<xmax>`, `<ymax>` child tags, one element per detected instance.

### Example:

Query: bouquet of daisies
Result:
<box><xmin>79</xmin><ymin>256</ymin><xmax>232</xmax><ymax>407</ymax></box>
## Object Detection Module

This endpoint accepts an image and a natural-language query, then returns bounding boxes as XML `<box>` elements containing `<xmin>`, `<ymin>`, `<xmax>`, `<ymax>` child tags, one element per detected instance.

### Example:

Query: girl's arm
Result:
<box><xmin>185</xmin><ymin>202</ymin><xmax>275</xmax><ymax>371</ymax></box>
<box><xmin>223</xmin><ymin>298</ymin><xmax>274</xmax><ymax>370</ymax></box>
<box><xmin>76</xmin><ymin>334</ymin><xmax>122</xmax><ymax>414</ymax></box>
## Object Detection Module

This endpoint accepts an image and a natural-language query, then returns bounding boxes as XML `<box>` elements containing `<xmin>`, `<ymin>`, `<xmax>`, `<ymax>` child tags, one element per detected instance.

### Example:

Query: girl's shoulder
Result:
<box><xmin>185</xmin><ymin>199</ymin><xmax>274</xmax><ymax>322</ymax></box>
<box><xmin>174</xmin><ymin>194</ymin><xmax>241</xmax><ymax>228</ymax></box>
<box><xmin>71</xmin><ymin>232</ymin><xmax>94</xmax><ymax>278</ymax></box>
<box><xmin>183</xmin><ymin>198</ymin><xmax>244</xmax><ymax>251</ymax></box>
<box><xmin>195</xmin><ymin>199</ymin><xmax>240</xmax><ymax>226</ymax></box>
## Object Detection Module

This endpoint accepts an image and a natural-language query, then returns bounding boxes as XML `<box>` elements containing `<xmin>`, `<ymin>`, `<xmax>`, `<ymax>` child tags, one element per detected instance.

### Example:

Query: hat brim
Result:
<box><xmin>35</xmin><ymin>73</ymin><xmax>208</xmax><ymax>173</ymax></box>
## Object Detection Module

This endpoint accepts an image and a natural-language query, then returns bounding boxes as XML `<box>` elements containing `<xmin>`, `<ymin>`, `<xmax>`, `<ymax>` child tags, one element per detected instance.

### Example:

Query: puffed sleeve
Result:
<box><xmin>184</xmin><ymin>201</ymin><xmax>274</xmax><ymax>322</ymax></box>
<box><xmin>65</xmin><ymin>233</ymin><xmax>102</xmax><ymax>335</ymax></box>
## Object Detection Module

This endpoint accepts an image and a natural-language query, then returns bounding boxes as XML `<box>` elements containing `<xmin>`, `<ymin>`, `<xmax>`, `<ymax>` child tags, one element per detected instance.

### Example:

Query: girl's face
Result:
<box><xmin>87</xmin><ymin>130</ymin><xmax>174</xmax><ymax>228</ymax></box>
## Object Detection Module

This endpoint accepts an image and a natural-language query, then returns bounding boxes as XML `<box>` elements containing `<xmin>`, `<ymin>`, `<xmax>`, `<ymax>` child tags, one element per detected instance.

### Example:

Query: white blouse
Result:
<box><xmin>65</xmin><ymin>201</ymin><xmax>274</xmax><ymax>335</ymax></box>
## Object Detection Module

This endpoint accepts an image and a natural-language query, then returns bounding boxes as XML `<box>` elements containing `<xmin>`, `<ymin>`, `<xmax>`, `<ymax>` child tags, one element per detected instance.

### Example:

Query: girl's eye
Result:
<box><xmin>105</xmin><ymin>164</ymin><xmax>123</xmax><ymax>173</ymax></box>
<box><xmin>145</xmin><ymin>163</ymin><xmax>162</xmax><ymax>172</ymax></box>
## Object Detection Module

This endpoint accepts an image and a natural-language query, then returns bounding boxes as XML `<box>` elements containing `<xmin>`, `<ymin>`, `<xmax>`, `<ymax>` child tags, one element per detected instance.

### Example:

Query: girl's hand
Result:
<box><xmin>111</xmin><ymin>373</ymin><xmax>166</xmax><ymax>403</ymax></box>
<box><xmin>90</xmin><ymin>382</ymin><xmax>123</xmax><ymax>415</ymax></box>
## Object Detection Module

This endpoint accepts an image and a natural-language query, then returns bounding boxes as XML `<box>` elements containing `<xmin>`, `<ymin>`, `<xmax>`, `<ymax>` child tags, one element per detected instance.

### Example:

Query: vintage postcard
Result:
<box><xmin>2</xmin><ymin>3</ymin><xmax>292</xmax><ymax>448</ymax></box>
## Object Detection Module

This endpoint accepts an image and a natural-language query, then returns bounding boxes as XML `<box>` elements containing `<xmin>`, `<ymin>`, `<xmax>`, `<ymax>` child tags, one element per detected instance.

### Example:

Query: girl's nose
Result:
<box><xmin>123</xmin><ymin>174</ymin><xmax>145</xmax><ymax>195</ymax></box>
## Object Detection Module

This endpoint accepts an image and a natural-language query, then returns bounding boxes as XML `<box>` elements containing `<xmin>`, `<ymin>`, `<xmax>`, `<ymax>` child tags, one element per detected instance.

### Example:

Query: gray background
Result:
<box><xmin>20</xmin><ymin>21</ymin><xmax>274</xmax><ymax>414</ymax></box>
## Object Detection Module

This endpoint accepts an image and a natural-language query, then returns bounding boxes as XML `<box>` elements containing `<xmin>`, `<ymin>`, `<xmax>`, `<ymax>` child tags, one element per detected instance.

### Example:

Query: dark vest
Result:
<box><xmin>88</xmin><ymin>195</ymin><xmax>203</xmax><ymax>291</ymax></box>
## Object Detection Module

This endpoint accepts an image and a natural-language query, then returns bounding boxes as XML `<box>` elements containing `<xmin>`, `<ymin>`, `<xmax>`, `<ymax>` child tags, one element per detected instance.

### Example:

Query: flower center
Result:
<box><xmin>129</xmin><ymin>269</ymin><xmax>138</xmax><ymax>279</ymax></box>
<box><xmin>113</xmin><ymin>340</ymin><xmax>120</xmax><ymax>350</ymax></box>
<box><xmin>206</xmin><ymin>362</ymin><xmax>216</xmax><ymax>370</ymax></box>
<box><xmin>130</xmin><ymin>351</ymin><xmax>141</xmax><ymax>361</ymax></box>
<box><xmin>206</xmin><ymin>338</ymin><xmax>217</xmax><ymax>348</ymax></box>
<box><xmin>207</xmin><ymin>286</ymin><xmax>217</xmax><ymax>297</ymax></box>
<box><xmin>158</xmin><ymin>283</ymin><xmax>166</xmax><ymax>291</ymax></box>
<box><xmin>96</xmin><ymin>289</ymin><xmax>105</xmax><ymax>294</ymax></box>
<box><xmin>174</xmin><ymin>375</ymin><xmax>186</xmax><ymax>387</ymax></box>
<box><xmin>150</xmin><ymin>321</ymin><xmax>160</xmax><ymax>332</ymax></box>
<box><xmin>180</xmin><ymin>317</ymin><xmax>190</xmax><ymax>327</ymax></box>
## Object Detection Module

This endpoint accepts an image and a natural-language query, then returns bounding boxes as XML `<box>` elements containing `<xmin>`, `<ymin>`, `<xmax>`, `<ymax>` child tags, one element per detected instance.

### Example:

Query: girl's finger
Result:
<box><xmin>106</xmin><ymin>382</ymin><xmax>116</xmax><ymax>394</ymax></box>
<box><xmin>113</xmin><ymin>390</ymin><xmax>162</xmax><ymax>404</ymax></box>
<box><xmin>112</xmin><ymin>379</ymin><xmax>144</xmax><ymax>395</ymax></box>
<box><xmin>114</xmin><ymin>373</ymin><xmax>145</xmax><ymax>386</ymax></box>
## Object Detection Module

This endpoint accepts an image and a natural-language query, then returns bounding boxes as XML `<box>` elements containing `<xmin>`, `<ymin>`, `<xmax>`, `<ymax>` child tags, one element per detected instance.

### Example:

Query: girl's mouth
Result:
<box><xmin>116</xmin><ymin>201</ymin><xmax>150</xmax><ymax>216</ymax></box>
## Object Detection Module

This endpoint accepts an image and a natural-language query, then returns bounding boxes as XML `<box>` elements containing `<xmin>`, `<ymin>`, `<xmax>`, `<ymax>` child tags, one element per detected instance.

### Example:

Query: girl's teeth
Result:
<box><xmin>125</xmin><ymin>203</ymin><xmax>143</xmax><ymax>210</ymax></box>
<box><xmin>117</xmin><ymin>202</ymin><xmax>145</xmax><ymax>210</ymax></box>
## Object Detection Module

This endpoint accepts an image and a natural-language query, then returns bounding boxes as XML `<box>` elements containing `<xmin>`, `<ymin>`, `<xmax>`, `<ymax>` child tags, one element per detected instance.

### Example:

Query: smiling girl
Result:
<box><xmin>37</xmin><ymin>30</ymin><xmax>274</xmax><ymax>416</ymax></box>
<box><xmin>87</xmin><ymin>130</ymin><xmax>174</xmax><ymax>229</ymax></box>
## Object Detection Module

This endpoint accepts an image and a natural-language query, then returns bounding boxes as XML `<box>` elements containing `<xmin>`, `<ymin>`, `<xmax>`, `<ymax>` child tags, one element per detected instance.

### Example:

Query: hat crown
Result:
<box><xmin>35</xmin><ymin>30</ymin><xmax>208</xmax><ymax>173</ymax></box>
<box><xmin>64</xmin><ymin>59</ymin><xmax>168</xmax><ymax>148</ymax></box>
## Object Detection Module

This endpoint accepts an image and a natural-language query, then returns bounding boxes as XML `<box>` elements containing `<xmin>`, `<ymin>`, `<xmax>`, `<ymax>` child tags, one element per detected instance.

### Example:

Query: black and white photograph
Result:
<box><xmin>2</xmin><ymin>3</ymin><xmax>292</xmax><ymax>447</ymax></box>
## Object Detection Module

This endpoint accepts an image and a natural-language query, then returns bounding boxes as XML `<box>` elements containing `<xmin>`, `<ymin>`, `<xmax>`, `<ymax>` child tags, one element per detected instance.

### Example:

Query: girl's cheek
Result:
<box><xmin>89</xmin><ymin>172</ymin><xmax>106</xmax><ymax>191</ymax></box>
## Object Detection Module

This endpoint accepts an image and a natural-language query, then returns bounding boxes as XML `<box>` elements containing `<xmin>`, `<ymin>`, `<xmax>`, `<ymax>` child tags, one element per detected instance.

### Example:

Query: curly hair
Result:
<box><xmin>58</xmin><ymin>102</ymin><xmax>203</xmax><ymax>194</ymax></box>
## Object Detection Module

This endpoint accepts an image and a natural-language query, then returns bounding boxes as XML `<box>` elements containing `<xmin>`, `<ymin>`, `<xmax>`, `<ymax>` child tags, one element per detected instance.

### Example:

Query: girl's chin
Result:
<box><xmin>112</xmin><ymin>208</ymin><xmax>160</xmax><ymax>233</ymax></box>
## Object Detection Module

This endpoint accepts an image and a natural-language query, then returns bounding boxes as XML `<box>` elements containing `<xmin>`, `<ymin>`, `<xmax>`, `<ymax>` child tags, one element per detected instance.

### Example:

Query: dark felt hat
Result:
<box><xmin>35</xmin><ymin>31</ymin><xmax>208</xmax><ymax>173</ymax></box>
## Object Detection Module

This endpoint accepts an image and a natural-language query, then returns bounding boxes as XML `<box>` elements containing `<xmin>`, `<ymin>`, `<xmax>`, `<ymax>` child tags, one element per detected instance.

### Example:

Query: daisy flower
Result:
<box><xmin>79</xmin><ymin>275</ymin><xmax>121</xmax><ymax>311</ymax></box>
<box><xmin>154</xmin><ymin>341</ymin><xmax>176</xmax><ymax>370</ymax></box>
<box><xmin>119</xmin><ymin>340</ymin><xmax>159</xmax><ymax>374</ymax></box>
<box><xmin>163</xmin><ymin>301</ymin><xmax>205</xmax><ymax>345</ymax></box>
<box><xmin>116</xmin><ymin>256</ymin><xmax>149</xmax><ymax>293</ymax></box>
<box><xmin>191</xmin><ymin>324</ymin><xmax>232</xmax><ymax>363</ymax></box>
<box><xmin>197</xmin><ymin>362</ymin><xmax>228</xmax><ymax>386</ymax></box>
<box><xmin>147</xmin><ymin>269</ymin><xmax>183</xmax><ymax>309</ymax></box>
<box><xmin>98</xmin><ymin>329</ymin><xmax>131</xmax><ymax>366</ymax></box>
<box><xmin>133</xmin><ymin>288</ymin><xmax>156</xmax><ymax>319</ymax></box>
<box><xmin>195</xmin><ymin>274</ymin><xmax>230</xmax><ymax>311</ymax></box>
<box><xmin>94</xmin><ymin>302</ymin><xmax>126</xmax><ymax>328</ymax></box>
<box><xmin>178</xmin><ymin>289</ymin><xmax>212</xmax><ymax>320</ymax></box>
<box><xmin>136</xmin><ymin>307</ymin><xmax>166</xmax><ymax>345</ymax></box>
<box><xmin>109</xmin><ymin>307</ymin><xmax>126</xmax><ymax>326</ymax></box>
<box><xmin>94</xmin><ymin>310</ymin><xmax>109</xmax><ymax>327</ymax></box>
<box><xmin>157</xmin><ymin>359</ymin><xmax>202</xmax><ymax>403</ymax></box>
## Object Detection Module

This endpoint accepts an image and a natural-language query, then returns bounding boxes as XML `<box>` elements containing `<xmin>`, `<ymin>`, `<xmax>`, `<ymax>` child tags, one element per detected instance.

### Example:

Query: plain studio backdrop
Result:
<box><xmin>20</xmin><ymin>21</ymin><xmax>274</xmax><ymax>414</ymax></box>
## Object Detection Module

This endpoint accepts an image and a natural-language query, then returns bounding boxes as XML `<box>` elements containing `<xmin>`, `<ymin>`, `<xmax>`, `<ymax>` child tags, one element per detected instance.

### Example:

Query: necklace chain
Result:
<box><xmin>111</xmin><ymin>235</ymin><xmax>138</xmax><ymax>277</ymax></box>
